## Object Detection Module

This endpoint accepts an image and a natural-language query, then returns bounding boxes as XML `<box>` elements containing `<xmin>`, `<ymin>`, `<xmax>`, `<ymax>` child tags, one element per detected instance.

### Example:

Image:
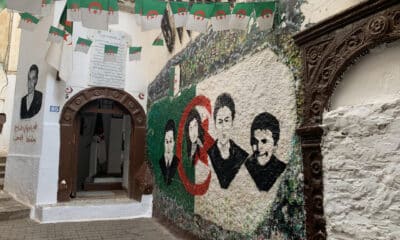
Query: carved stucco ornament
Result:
<box><xmin>294</xmin><ymin>1</ymin><xmax>400</xmax><ymax>239</ymax></box>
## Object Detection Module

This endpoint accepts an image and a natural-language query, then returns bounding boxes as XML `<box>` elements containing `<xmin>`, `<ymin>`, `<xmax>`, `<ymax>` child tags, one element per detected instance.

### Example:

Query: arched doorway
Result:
<box><xmin>58</xmin><ymin>87</ymin><xmax>151</xmax><ymax>202</ymax></box>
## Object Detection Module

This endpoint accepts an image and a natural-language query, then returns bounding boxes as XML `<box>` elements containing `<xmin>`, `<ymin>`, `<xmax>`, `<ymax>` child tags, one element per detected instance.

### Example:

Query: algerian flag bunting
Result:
<box><xmin>152</xmin><ymin>36</ymin><xmax>163</xmax><ymax>46</ymax></box>
<box><xmin>170</xmin><ymin>1</ymin><xmax>189</xmax><ymax>28</ymax></box>
<box><xmin>141</xmin><ymin>0</ymin><xmax>166</xmax><ymax>31</ymax></box>
<box><xmin>108</xmin><ymin>0</ymin><xmax>119</xmax><ymax>24</ymax></box>
<box><xmin>6</xmin><ymin>0</ymin><xmax>42</xmax><ymax>15</ymax></box>
<box><xmin>254</xmin><ymin>2</ymin><xmax>275</xmax><ymax>31</ymax></box>
<box><xmin>211</xmin><ymin>2</ymin><xmax>231</xmax><ymax>31</ymax></box>
<box><xmin>104</xmin><ymin>44</ymin><xmax>118</xmax><ymax>62</ymax></box>
<box><xmin>41</xmin><ymin>0</ymin><xmax>52</xmax><ymax>17</ymax></box>
<box><xmin>229</xmin><ymin>2</ymin><xmax>254</xmax><ymax>31</ymax></box>
<box><xmin>80</xmin><ymin>0</ymin><xmax>109</xmax><ymax>30</ymax></box>
<box><xmin>75</xmin><ymin>37</ymin><xmax>93</xmax><ymax>54</ymax></box>
<box><xmin>129</xmin><ymin>46</ymin><xmax>142</xmax><ymax>61</ymax></box>
<box><xmin>186</xmin><ymin>3</ymin><xmax>214</xmax><ymax>33</ymax></box>
<box><xmin>67</xmin><ymin>0</ymin><xmax>81</xmax><ymax>22</ymax></box>
<box><xmin>47</xmin><ymin>26</ymin><xmax>65</xmax><ymax>43</ymax></box>
<box><xmin>18</xmin><ymin>12</ymin><xmax>40</xmax><ymax>31</ymax></box>
<box><xmin>134</xmin><ymin>0</ymin><xmax>143</xmax><ymax>25</ymax></box>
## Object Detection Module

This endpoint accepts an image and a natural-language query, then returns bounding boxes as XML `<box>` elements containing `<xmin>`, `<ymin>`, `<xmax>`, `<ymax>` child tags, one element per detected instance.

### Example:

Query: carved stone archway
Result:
<box><xmin>293</xmin><ymin>1</ymin><xmax>400</xmax><ymax>239</ymax></box>
<box><xmin>57</xmin><ymin>87</ymin><xmax>152</xmax><ymax>202</ymax></box>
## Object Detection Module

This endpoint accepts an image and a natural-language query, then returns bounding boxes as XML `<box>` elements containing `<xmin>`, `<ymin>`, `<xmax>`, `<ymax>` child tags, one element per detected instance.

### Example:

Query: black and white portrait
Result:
<box><xmin>208</xmin><ymin>93</ymin><xmax>248</xmax><ymax>189</ymax></box>
<box><xmin>20</xmin><ymin>64</ymin><xmax>42</xmax><ymax>119</ymax></box>
<box><xmin>159</xmin><ymin>119</ymin><xmax>179</xmax><ymax>185</ymax></box>
<box><xmin>245</xmin><ymin>112</ymin><xmax>286</xmax><ymax>192</ymax></box>
<box><xmin>184</xmin><ymin>109</ymin><xmax>204</xmax><ymax>166</ymax></box>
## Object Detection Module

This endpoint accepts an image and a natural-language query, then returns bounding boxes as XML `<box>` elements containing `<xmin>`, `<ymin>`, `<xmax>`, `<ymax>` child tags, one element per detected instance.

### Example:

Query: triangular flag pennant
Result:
<box><xmin>41</xmin><ymin>0</ymin><xmax>52</xmax><ymax>17</ymax></box>
<box><xmin>229</xmin><ymin>2</ymin><xmax>254</xmax><ymax>30</ymax></box>
<box><xmin>141</xmin><ymin>0</ymin><xmax>166</xmax><ymax>31</ymax></box>
<box><xmin>211</xmin><ymin>2</ymin><xmax>231</xmax><ymax>31</ymax></box>
<box><xmin>134</xmin><ymin>0</ymin><xmax>143</xmax><ymax>25</ymax></box>
<box><xmin>254</xmin><ymin>2</ymin><xmax>275</xmax><ymax>31</ymax></box>
<box><xmin>0</xmin><ymin>0</ymin><xmax>6</xmax><ymax>11</ymax></box>
<box><xmin>152</xmin><ymin>36</ymin><xmax>163</xmax><ymax>46</ymax></box>
<box><xmin>108</xmin><ymin>0</ymin><xmax>119</xmax><ymax>24</ymax></box>
<box><xmin>67</xmin><ymin>0</ymin><xmax>81</xmax><ymax>22</ymax></box>
<box><xmin>18</xmin><ymin>12</ymin><xmax>40</xmax><ymax>31</ymax></box>
<box><xmin>170</xmin><ymin>1</ymin><xmax>189</xmax><ymax>28</ymax></box>
<box><xmin>75</xmin><ymin>37</ymin><xmax>93</xmax><ymax>54</ymax></box>
<box><xmin>47</xmin><ymin>26</ymin><xmax>65</xmax><ymax>43</ymax></box>
<box><xmin>80</xmin><ymin>0</ymin><xmax>109</xmax><ymax>30</ymax></box>
<box><xmin>186</xmin><ymin>3</ymin><xmax>214</xmax><ymax>33</ymax></box>
<box><xmin>104</xmin><ymin>44</ymin><xmax>118</xmax><ymax>62</ymax></box>
<box><xmin>6</xmin><ymin>0</ymin><xmax>42</xmax><ymax>15</ymax></box>
<box><xmin>46</xmin><ymin>6</ymin><xmax>74</xmax><ymax>82</ymax></box>
<box><xmin>129</xmin><ymin>46</ymin><xmax>142</xmax><ymax>61</ymax></box>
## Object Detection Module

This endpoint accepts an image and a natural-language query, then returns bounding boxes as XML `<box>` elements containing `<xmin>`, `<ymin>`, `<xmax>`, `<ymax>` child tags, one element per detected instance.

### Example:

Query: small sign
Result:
<box><xmin>50</xmin><ymin>106</ymin><xmax>60</xmax><ymax>113</ymax></box>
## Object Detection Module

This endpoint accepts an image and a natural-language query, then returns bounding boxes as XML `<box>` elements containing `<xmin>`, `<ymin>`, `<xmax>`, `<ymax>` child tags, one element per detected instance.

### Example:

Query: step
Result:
<box><xmin>0</xmin><ymin>157</ymin><xmax>5</xmax><ymax>164</ymax></box>
<box><xmin>0</xmin><ymin>191</ymin><xmax>11</xmax><ymax>202</ymax></box>
<box><xmin>0</xmin><ymin>163</ymin><xmax>5</xmax><ymax>172</ymax></box>
<box><xmin>0</xmin><ymin>198</ymin><xmax>30</xmax><ymax>221</ymax></box>
<box><xmin>0</xmin><ymin>179</ymin><xmax>3</xmax><ymax>190</ymax></box>
<box><xmin>0</xmin><ymin>171</ymin><xmax>4</xmax><ymax>178</ymax></box>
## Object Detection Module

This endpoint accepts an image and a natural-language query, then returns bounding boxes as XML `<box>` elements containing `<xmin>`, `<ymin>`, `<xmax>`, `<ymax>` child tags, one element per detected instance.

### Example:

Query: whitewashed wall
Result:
<box><xmin>322</xmin><ymin>98</ymin><xmax>400</xmax><ymax>240</ymax></box>
<box><xmin>6</xmin><ymin>0</ymin><xmax>191</xmax><ymax>207</ymax></box>
<box><xmin>321</xmin><ymin>36</ymin><xmax>400</xmax><ymax>239</ymax></box>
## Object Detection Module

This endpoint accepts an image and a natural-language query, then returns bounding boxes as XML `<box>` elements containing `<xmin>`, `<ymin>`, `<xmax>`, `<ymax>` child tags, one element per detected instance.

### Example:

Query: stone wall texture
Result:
<box><xmin>322</xmin><ymin>97</ymin><xmax>400</xmax><ymax>240</ymax></box>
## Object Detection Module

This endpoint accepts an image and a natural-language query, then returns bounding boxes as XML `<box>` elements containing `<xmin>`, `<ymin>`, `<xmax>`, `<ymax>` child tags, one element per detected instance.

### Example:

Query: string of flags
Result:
<box><xmin>7</xmin><ymin>0</ymin><xmax>276</xmax><ymax>33</ymax></box>
<box><xmin>8</xmin><ymin>0</ymin><xmax>275</xmax><ymax>66</ymax></box>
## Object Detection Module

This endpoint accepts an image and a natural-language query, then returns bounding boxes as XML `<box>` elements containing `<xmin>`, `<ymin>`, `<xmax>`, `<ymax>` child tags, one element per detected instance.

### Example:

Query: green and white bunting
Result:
<box><xmin>47</xmin><ymin>26</ymin><xmax>65</xmax><ymax>43</ymax></box>
<box><xmin>152</xmin><ymin>36</ymin><xmax>163</xmax><ymax>46</ymax></box>
<box><xmin>41</xmin><ymin>0</ymin><xmax>52</xmax><ymax>17</ymax></box>
<box><xmin>170</xmin><ymin>1</ymin><xmax>189</xmax><ymax>28</ymax></box>
<box><xmin>141</xmin><ymin>0</ymin><xmax>166</xmax><ymax>31</ymax></box>
<box><xmin>6</xmin><ymin>0</ymin><xmax>42</xmax><ymax>15</ymax></box>
<box><xmin>134</xmin><ymin>0</ymin><xmax>143</xmax><ymax>25</ymax></box>
<box><xmin>67</xmin><ymin>0</ymin><xmax>81</xmax><ymax>22</ymax></box>
<box><xmin>229</xmin><ymin>2</ymin><xmax>254</xmax><ymax>30</ymax></box>
<box><xmin>129</xmin><ymin>46</ymin><xmax>142</xmax><ymax>61</ymax></box>
<box><xmin>211</xmin><ymin>2</ymin><xmax>231</xmax><ymax>31</ymax></box>
<box><xmin>18</xmin><ymin>12</ymin><xmax>40</xmax><ymax>31</ymax></box>
<box><xmin>108</xmin><ymin>0</ymin><xmax>119</xmax><ymax>25</ymax></box>
<box><xmin>254</xmin><ymin>2</ymin><xmax>275</xmax><ymax>31</ymax></box>
<box><xmin>186</xmin><ymin>3</ymin><xmax>214</xmax><ymax>33</ymax></box>
<box><xmin>104</xmin><ymin>44</ymin><xmax>118</xmax><ymax>62</ymax></box>
<box><xmin>80</xmin><ymin>0</ymin><xmax>109</xmax><ymax>30</ymax></box>
<box><xmin>75</xmin><ymin>37</ymin><xmax>93</xmax><ymax>53</ymax></box>
<box><xmin>0</xmin><ymin>0</ymin><xmax>6</xmax><ymax>11</ymax></box>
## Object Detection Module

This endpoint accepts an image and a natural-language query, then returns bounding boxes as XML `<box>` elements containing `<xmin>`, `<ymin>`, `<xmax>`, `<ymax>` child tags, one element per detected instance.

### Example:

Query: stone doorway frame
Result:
<box><xmin>293</xmin><ymin>1</ymin><xmax>400</xmax><ymax>239</ymax></box>
<box><xmin>57</xmin><ymin>87</ymin><xmax>152</xmax><ymax>202</ymax></box>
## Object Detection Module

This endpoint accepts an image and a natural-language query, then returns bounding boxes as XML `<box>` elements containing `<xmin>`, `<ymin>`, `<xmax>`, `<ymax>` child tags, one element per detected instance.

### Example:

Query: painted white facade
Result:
<box><xmin>4</xmin><ymin>0</ymin><xmax>191</xmax><ymax>221</ymax></box>
<box><xmin>301</xmin><ymin>0</ymin><xmax>367</xmax><ymax>29</ymax></box>
<box><xmin>322</xmin><ymin>38</ymin><xmax>400</xmax><ymax>239</ymax></box>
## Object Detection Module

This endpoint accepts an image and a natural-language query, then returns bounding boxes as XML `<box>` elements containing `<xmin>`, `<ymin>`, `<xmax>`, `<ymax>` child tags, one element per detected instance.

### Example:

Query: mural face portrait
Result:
<box><xmin>159</xmin><ymin>119</ymin><xmax>178</xmax><ymax>185</ymax></box>
<box><xmin>215</xmin><ymin>106</ymin><xmax>232</xmax><ymax>145</ymax></box>
<box><xmin>20</xmin><ymin>64</ymin><xmax>43</xmax><ymax>119</ymax></box>
<box><xmin>27</xmin><ymin>68</ymin><xmax>38</xmax><ymax>94</ymax></box>
<box><xmin>164</xmin><ymin>130</ymin><xmax>175</xmax><ymax>157</ymax></box>
<box><xmin>253</xmin><ymin>129</ymin><xmax>275</xmax><ymax>166</ymax></box>
<box><xmin>188</xmin><ymin>118</ymin><xmax>199</xmax><ymax>144</ymax></box>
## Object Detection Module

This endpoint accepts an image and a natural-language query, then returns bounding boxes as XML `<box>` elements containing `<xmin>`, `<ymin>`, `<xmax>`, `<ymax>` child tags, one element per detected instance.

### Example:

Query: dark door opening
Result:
<box><xmin>74</xmin><ymin>99</ymin><xmax>131</xmax><ymax>197</ymax></box>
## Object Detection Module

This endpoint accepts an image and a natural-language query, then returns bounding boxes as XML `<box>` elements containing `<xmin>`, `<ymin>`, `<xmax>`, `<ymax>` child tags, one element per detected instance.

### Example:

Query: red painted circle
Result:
<box><xmin>176</xmin><ymin>95</ymin><xmax>215</xmax><ymax>195</ymax></box>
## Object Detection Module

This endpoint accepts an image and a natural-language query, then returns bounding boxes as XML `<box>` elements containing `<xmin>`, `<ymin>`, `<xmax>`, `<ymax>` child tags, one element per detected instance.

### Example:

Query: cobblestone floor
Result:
<box><xmin>0</xmin><ymin>218</ymin><xmax>183</xmax><ymax>240</ymax></box>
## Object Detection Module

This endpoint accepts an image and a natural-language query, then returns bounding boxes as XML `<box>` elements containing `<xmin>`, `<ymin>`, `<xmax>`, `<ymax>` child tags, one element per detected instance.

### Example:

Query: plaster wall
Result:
<box><xmin>330</xmin><ymin>41</ymin><xmax>400</xmax><ymax>110</ymax></box>
<box><xmin>321</xmin><ymin>97</ymin><xmax>400</xmax><ymax>240</ymax></box>
<box><xmin>6</xmin><ymin>0</ymin><xmax>191</xmax><ymax>208</ymax></box>
<box><xmin>300</xmin><ymin>0</ymin><xmax>367</xmax><ymax>29</ymax></box>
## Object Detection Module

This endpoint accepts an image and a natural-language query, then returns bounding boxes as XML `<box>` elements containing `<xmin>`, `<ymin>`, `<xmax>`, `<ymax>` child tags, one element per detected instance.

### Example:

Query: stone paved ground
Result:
<box><xmin>0</xmin><ymin>218</ymin><xmax>184</xmax><ymax>240</ymax></box>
